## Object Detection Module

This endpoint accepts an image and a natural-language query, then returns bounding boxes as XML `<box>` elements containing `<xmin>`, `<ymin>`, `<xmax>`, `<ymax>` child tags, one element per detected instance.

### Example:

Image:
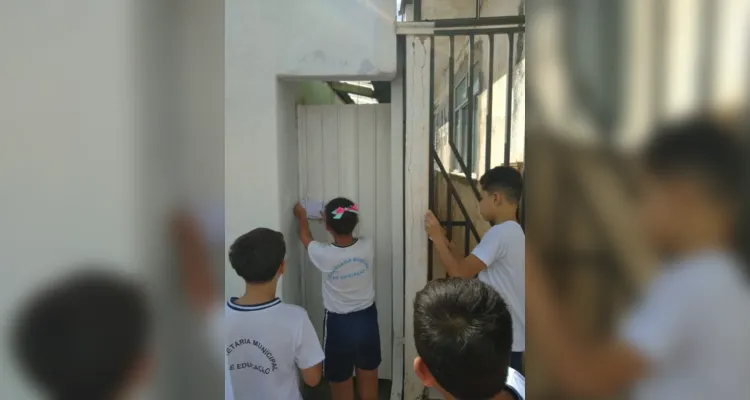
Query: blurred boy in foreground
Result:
<box><xmin>527</xmin><ymin>116</ymin><xmax>750</xmax><ymax>399</ymax></box>
<box><xmin>413</xmin><ymin>278</ymin><xmax>524</xmax><ymax>400</ymax></box>
<box><xmin>13</xmin><ymin>270</ymin><xmax>152</xmax><ymax>400</ymax></box>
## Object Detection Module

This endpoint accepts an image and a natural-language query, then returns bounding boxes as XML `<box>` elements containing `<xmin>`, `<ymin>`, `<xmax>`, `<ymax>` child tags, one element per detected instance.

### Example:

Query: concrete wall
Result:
<box><xmin>225</xmin><ymin>0</ymin><xmax>397</xmax><ymax>299</ymax></box>
<box><xmin>0</xmin><ymin>1</ymin><xmax>184</xmax><ymax>399</ymax></box>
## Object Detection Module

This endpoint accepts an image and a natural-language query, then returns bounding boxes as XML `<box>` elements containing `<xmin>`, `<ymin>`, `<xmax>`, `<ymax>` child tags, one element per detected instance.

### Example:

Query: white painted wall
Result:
<box><xmin>171</xmin><ymin>0</ymin><xmax>225</xmax><ymax>398</ymax></box>
<box><xmin>225</xmin><ymin>0</ymin><xmax>397</xmax><ymax>299</ymax></box>
<box><xmin>278</xmin><ymin>82</ymin><xmax>304</xmax><ymax>307</ymax></box>
<box><xmin>0</xmin><ymin>2</ymin><xmax>183</xmax><ymax>399</ymax></box>
<box><xmin>1</xmin><ymin>1</ymin><xmax>231</xmax><ymax>398</ymax></box>
<box><xmin>297</xmin><ymin>104</ymin><xmax>394</xmax><ymax>379</ymax></box>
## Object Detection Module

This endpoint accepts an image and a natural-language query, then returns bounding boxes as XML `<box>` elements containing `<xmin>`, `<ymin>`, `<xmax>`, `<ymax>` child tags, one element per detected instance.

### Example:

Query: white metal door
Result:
<box><xmin>297</xmin><ymin>104</ymin><xmax>393</xmax><ymax>379</ymax></box>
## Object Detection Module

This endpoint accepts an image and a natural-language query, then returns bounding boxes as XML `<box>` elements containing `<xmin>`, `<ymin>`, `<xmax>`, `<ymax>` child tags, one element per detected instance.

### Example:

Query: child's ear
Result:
<box><xmin>493</xmin><ymin>191</ymin><xmax>504</xmax><ymax>206</ymax></box>
<box><xmin>413</xmin><ymin>357</ymin><xmax>437</xmax><ymax>388</ymax></box>
<box><xmin>278</xmin><ymin>260</ymin><xmax>286</xmax><ymax>276</ymax></box>
<box><xmin>128</xmin><ymin>351</ymin><xmax>155</xmax><ymax>388</ymax></box>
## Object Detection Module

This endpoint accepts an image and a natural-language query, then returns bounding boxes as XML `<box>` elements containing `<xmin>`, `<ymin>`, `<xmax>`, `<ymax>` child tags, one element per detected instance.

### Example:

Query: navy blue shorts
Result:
<box><xmin>323</xmin><ymin>303</ymin><xmax>381</xmax><ymax>382</ymax></box>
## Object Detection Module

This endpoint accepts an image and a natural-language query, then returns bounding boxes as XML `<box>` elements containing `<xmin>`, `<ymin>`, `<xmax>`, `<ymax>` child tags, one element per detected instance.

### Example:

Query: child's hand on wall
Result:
<box><xmin>293</xmin><ymin>202</ymin><xmax>307</xmax><ymax>220</ymax></box>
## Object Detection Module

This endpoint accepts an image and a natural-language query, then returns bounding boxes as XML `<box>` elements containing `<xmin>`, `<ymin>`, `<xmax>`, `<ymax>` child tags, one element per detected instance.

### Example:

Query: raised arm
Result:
<box><xmin>170</xmin><ymin>209</ymin><xmax>216</xmax><ymax>316</ymax></box>
<box><xmin>424</xmin><ymin>211</ymin><xmax>487</xmax><ymax>278</ymax></box>
<box><xmin>294</xmin><ymin>203</ymin><xmax>314</xmax><ymax>249</ymax></box>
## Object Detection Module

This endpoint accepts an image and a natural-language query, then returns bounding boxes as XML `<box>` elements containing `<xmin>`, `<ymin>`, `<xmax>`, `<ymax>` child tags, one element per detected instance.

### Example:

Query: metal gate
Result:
<box><xmin>419</xmin><ymin>12</ymin><xmax>526</xmax><ymax>279</ymax></box>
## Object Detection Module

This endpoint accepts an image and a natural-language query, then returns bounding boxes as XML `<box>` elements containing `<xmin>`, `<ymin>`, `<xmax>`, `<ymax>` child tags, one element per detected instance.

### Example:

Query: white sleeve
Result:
<box><xmin>620</xmin><ymin>279</ymin><xmax>690</xmax><ymax>365</ymax></box>
<box><xmin>307</xmin><ymin>241</ymin><xmax>330</xmax><ymax>272</ymax></box>
<box><xmin>295</xmin><ymin>311</ymin><xmax>325</xmax><ymax>369</ymax></box>
<box><xmin>472</xmin><ymin>227</ymin><xmax>504</xmax><ymax>267</ymax></box>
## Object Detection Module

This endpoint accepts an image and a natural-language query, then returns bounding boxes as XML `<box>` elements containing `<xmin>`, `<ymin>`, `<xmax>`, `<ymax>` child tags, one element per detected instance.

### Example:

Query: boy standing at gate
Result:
<box><xmin>424</xmin><ymin>166</ymin><xmax>526</xmax><ymax>374</ymax></box>
<box><xmin>527</xmin><ymin>116</ymin><xmax>750</xmax><ymax>399</ymax></box>
<box><xmin>294</xmin><ymin>197</ymin><xmax>381</xmax><ymax>400</ymax></box>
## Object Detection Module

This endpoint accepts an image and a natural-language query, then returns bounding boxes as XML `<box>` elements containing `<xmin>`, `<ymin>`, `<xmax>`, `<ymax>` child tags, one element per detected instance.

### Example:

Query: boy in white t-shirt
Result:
<box><xmin>424</xmin><ymin>166</ymin><xmax>525</xmax><ymax>373</ymax></box>
<box><xmin>527</xmin><ymin>116</ymin><xmax>750</xmax><ymax>399</ymax></box>
<box><xmin>225</xmin><ymin>228</ymin><xmax>324</xmax><ymax>400</ymax></box>
<box><xmin>413</xmin><ymin>278</ymin><xmax>525</xmax><ymax>400</ymax></box>
<box><xmin>294</xmin><ymin>197</ymin><xmax>381</xmax><ymax>400</ymax></box>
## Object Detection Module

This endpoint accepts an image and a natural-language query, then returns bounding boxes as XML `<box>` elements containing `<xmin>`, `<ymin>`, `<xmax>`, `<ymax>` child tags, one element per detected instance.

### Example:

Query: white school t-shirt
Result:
<box><xmin>505</xmin><ymin>367</ymin><xmax>526</xmax><ymax>400</ymax></box>
<box><xmin>620</xmin><ymin>251</ymin><xmax>750</xmax><ymax>400</ymax></box>
<box><xmin>307</xmin><ymin>238</ymin><xmax>376</xmax><ymax>314</ymax></box>
<box><xmin>472</xmin><ymin>221</ymin><xmax>526</xmax><ymax>352</ymax></box>
<box><xmin>225</xmin><ymin>298</ymin><xmax>324</xmax><ymax>400</ymax></box>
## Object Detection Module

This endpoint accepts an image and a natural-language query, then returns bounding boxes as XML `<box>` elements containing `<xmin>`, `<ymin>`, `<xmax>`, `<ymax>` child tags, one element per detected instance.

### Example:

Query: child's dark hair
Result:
<box><xmin>324</xmin><ymin>197</ymin><xmax>359</xmax><ymax>235</ymax></box>
<box><xmin>13</xmin><ymin>269</ymin><xmax>150</xmax><ymax>400</ymax></box>
<box><xmin>644</xmin><ymin>116</ymin><xmax>744</xmax><ymax>205</ymax></box>
<box><xmin>229</xmin><ymin>228</ymin><xmax>286</xmax><ymax>283</ymax></box>
<box><xmin>479</xmin><ymin>166</ymin><xmax>523</xmax><ymax>205</ymax></box>
<box><xmin>413</xmin><ymin>278</ymin><xmax>513</xmax><ymax>399</ymax></box>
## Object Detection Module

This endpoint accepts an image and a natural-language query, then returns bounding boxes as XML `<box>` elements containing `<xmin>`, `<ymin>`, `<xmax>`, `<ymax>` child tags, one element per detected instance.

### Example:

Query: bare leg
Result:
<box><xmin>330</xmin><ymin>378</ymin><xmax>355</xmax><ymax>400</ymax></box>
<box><xmin>355</xmin><ymin>368</ymin><xmax>379</xmax><ymax>400</ymax></box>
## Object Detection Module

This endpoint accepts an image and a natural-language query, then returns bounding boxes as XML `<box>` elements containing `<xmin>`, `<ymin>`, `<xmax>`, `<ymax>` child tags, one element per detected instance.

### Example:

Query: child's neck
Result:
<box><xmin>332</xmin><ymin>234</ymin><xmax>355</xmax><ymax>247</ymax></box>
<box><xmin>495</xmin><ymin>390</ymin><xmax>518</xmax><ymax>400</ymax></box>
<box><xmin>491</xmin><ymin>209</ymin><xmax>517</xmax><ymax>226</ymax></box>
<box><xmin>236</xmin><ymin>281</ymin><xmax>278</xmax><ymax>305</ymax></box>
<box><xmin>442</xmin><ymin>389</ymin><xmax>516</xmax><ymax>400</ymax></box>
<box><xmin>673</xmin><ymin>218</ymin><xmax>732</xmax><ymax>258</ymax></box>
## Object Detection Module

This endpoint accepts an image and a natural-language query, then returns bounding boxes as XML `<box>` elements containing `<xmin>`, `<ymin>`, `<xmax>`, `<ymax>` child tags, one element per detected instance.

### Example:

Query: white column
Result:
<box><xmin>403</xmin><ymin>34</ymin><xmax>432</xmax><ymax>400</ymax></box>
<box><xmin>389</xmin><ymin>65</ymin><xmax>407</xmax><ymax>400</ymax></box>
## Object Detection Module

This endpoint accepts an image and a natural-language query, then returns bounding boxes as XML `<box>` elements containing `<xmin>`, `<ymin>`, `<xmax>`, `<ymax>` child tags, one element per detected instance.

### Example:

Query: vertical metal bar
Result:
<box><xmin>485</xmin><ymin>34</ymin><xmax>495</xmax><ymax>174</ymax></box>
<box><xmin>520</xmin><ymin>163</ymin><xmax>525</xmax><ymax>229</ymax></box>
<box><xmin>446</xmin><ymin>194</ymin><xmax>453</xmax><ymax>240</ymax></box>
<box><xmin>651</xmin><ymin>0</ymin><xmax>665</xmax><ymax>122</ymax></box>
<box><xmin>448</xmin><ymin>36</ymin><xmax>456</xmax><ymax>149</ymax></box>
<box><xmin>465</xmin><ymin>35</ymin><xmax>475</xmax><ymax>258</ymax></box>
<box><xmin>467</xmin><ymin>35</ymin><xmax>475</xmax><ymax>177</ymax></box>
<box><xmin>427</xmin><ymin>37</ymin><xmax>435</xmax><ymax>280</ymax></box>
<box><xmin>743</xmin><ymin>77</ymin><xmax>750</xmax><ymax>268</ymax></box>
<box><xmin>413</xmin><ymin>0</ymin><xmax>422</xmax><ymax>22</ymax></box>
<box><xmin>698</xmin><ymin>0</ymin><xmax>715</xmax><ymax>105</ymax></box>
<box><xmin>429</xmin><ymin>41</ymin><xmax>436</xmax><ymax>213</ymax></box>
<box><xmin>447</xmin><ymin>36</ymin><xmax>455</xmax><ymax>241</ymax></box>
<box><xmin>464</xmin><ymin>224</ymin><xmax>471</xmax><ymax>256</ymax></box>
<box><xmin>504</xmin><ymin>33</ymin><xmax>515</xmax><ymax>166</ymax></box>
<box><xmin>476</xmin><ymin>0</ymin><xmax>481</xmax><ymax>19</ymax></box>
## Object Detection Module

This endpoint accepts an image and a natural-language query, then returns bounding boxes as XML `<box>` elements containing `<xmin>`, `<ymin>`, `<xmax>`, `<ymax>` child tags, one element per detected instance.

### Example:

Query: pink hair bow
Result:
<box><xmin>331</xmin><ymin>204</ymin><xmax>359</xmax><ymax>219</ymax></box>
